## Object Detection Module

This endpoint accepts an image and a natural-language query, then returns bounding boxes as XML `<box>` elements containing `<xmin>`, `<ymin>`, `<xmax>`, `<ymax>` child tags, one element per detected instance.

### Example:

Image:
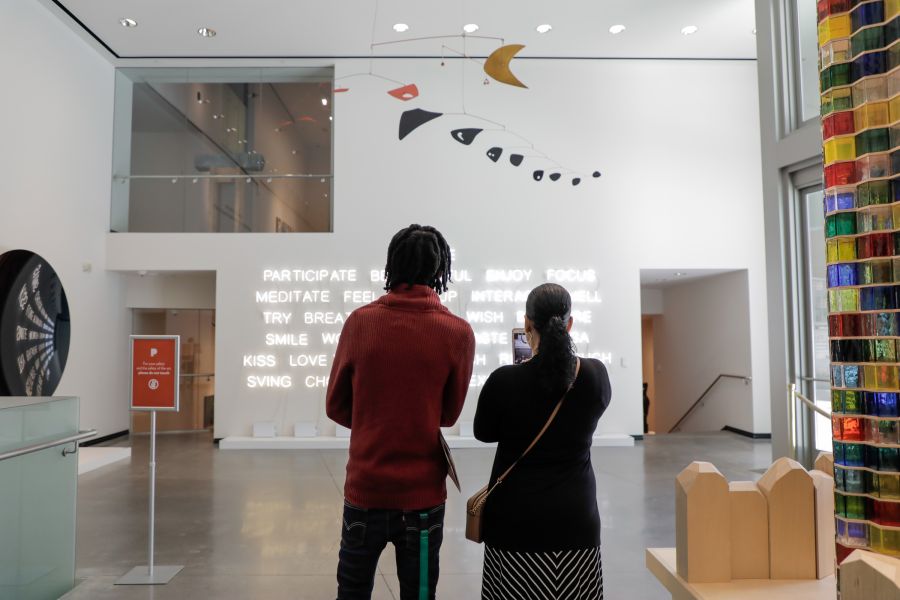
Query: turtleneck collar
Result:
<box><xmin>378</xmin><ymin>285</ymin><xmax>445</xmax><ymax>311</ymax></box>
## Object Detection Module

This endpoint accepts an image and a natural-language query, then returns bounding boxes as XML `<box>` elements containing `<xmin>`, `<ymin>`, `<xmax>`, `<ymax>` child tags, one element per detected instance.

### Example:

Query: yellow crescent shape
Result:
<box><xmin>484</xmin><ymin>44</ymin><xmax>528</xmax><ymax>89</ymax></box>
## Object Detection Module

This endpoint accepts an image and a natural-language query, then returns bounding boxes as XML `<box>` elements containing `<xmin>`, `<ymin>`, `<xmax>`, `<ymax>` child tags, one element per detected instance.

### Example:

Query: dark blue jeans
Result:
<box><xmin>336</xmin><ymin>501</ymin><xmax>444</xmax><ymax>600</ymax></box>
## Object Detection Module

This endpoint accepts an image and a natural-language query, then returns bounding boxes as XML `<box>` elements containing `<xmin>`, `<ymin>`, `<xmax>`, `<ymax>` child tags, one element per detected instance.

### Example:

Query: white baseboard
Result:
<box><xmin>219</xmin><ymin>433</ymin><xmax>635</xmax><ymax>450</ymax></box>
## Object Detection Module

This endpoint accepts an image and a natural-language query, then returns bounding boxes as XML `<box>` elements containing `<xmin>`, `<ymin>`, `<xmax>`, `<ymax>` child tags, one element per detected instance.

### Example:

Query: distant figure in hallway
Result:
<box><xmin>474</xmin><ymin>283</ymin><xmax>611</xmax><ymax>600</ymax></box>
<box><xmin>643</xmin><ymin>382</ymin><xmax>651</xmax><ymax>434</ymax></box>
<box><xmin>326</xmin><ymin>224</ymin><xmax>476</xmax><ymax>600</ymax></box>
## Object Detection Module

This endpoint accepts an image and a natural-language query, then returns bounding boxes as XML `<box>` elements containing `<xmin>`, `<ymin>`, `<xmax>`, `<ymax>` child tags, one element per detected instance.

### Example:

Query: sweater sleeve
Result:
<box><xmin>473</xmin><ymin>369</ymin><xmax>503</xmax><ymax>443</ymax></box>
<box><xmin>325</xmin><ymin>315</ymin><xmax>355</xmax><ymax>428</ymax></box>
<box><xmin>440</xmin><ymin>324</ymin><xmax>476</xmax><ymax>427</ymax></box>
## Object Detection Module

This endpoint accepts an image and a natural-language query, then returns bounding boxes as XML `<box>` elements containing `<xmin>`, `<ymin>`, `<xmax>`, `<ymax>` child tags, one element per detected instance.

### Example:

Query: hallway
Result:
<box><xmin>65</xmin><ymin>432</ymin><xmax>771</xmax><ymax>599</ymax></box>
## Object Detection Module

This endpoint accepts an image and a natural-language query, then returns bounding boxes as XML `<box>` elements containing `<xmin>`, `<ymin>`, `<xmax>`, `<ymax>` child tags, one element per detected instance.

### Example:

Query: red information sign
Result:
<box><xmin>130</xmin><ymin>335</ymin><xmax>180</xmax><ymax>412</ymax></box>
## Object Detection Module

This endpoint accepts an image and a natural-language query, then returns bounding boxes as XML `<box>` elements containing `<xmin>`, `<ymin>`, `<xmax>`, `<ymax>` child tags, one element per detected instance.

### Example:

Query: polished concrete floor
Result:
<box><xmin>63</xmin><ymin>432</ymin><xmax>772</xmax><ymax>599</ymax></box>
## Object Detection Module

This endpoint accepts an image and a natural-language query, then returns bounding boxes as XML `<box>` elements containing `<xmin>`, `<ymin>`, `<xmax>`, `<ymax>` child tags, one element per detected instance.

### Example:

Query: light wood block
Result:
<box><xmin>814</xmin><ymin>452</ymin><xmax>834</xmax><ymax>477</ymax></box>
<box><xmin>840</xmin><ymin>549</ymin><xmax>900</xmax><ymax>600</ymax></box>
<box><xmin>757</xmin><ymin>457</ymin><xmax>817</xmax><ymax>580</ymax></box>
<box><xmin>676</xmin><ymin>462</ymin><xmax>731</xmax><ymax>583</ymax></box>
<box><xmin>728</xmin><ymin>481</ymin><xmax>769</xmax><ymax>579</ymax></box>
<box><xmin>646</xmin><ymin>548</ymin><xmax>837</xmax><ymax>600</ymax></box>
<box><xmin>810</xmin><ymin>470</ymin><xmax>836</xmax><ymax>579</ymax></box>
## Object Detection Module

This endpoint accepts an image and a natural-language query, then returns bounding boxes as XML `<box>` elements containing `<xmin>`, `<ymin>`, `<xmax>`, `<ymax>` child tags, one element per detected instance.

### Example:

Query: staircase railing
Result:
<box><xmin>668</xmin><ymin>374</ymin><xmax>752</xmax><ymax>433</ymax></box>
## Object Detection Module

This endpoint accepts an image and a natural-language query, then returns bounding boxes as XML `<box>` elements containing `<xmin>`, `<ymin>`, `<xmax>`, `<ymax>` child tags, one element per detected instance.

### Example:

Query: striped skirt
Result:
<box><xmin>481</xmin><ymin>544</ymin><xmax>603</xmax><ymax>600</ymax></box>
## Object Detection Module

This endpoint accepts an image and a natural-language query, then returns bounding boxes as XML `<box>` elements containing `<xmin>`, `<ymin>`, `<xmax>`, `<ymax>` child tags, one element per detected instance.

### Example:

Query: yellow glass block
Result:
<box><xmin>828</xmin><ymin>239</ymin><xmax>840</xmax><ymax>263</ymax></box>
<box><xmin>880</xmin><ymin>473</ymin><xmax>900</xmax><ymax>500</ymax></box>
<box><xmin>870</xmin><ymin>365</ymin><xmax>900</xmax><ymax>390</ymax></box>
<box><xmin>855</xmin><ymin>101</ymin><xmax>891</xmax><ymax>130</ymax></box>
<box><xmin>840</xmin><ymin>288</ymin><xmax>860</xmax><ymax>312</ymax></box>
<box><xmin>839</xmin><ymin>238</ymin><xmax>858</xmax><ymax>261</ymax></box>
<box><xmin>829</xmin><ymin>289</ymin><xmax>840</xmax><ymax>312</ymax></box>
<box><xmin>854</xmin><ymin>76</ymin><xmax>889</xmax><ymax>106</ymax></box>
<box><xmin>822</xmin><ymin>38</ymin><xmax>852</xmax><ymax>68</ymax></box>
<box><xmin>888</xmin><ymin>0</ymin><xmax>900</xmax><ymax>20</ymax></box>
<box><xmin>819</xmin><ymin>14</ymin><xmax>852</xmax><ymax>46</ymax></box>
<box><xmin>825</xmin><ymin>137</ymin><xmax>857</xmax><ymax>163</ymax></box>
<box><xmin>890</xmin><ymin>95</ymin><xmax>900</xmax><ymax>123</ymax></box>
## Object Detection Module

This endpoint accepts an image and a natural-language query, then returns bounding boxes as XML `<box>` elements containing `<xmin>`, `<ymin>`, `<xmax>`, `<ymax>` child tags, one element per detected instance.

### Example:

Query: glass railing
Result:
<box><xmin>0</xmin><ymin>397</ymin><xmax>89</xmax><ymax>600</ymax></box>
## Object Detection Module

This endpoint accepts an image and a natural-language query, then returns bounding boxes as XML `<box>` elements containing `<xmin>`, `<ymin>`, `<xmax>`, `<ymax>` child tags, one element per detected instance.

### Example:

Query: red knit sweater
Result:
<box><xmin>326</xmin><ymin>285</ymin><xmax>476</xmax><ymax>509</ymax></box>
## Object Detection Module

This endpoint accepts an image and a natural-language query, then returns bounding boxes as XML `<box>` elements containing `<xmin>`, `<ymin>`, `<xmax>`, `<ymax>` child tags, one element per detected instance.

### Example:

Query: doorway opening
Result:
<box><xmin>640</xmin><ymin>269</ymin><xmax>754</xmax><ymax>436</ymax></box>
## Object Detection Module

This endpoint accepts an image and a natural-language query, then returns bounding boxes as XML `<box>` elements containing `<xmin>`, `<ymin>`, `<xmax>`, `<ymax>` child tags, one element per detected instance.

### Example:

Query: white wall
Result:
<box><xmin>653</xmin><ymin>271</ymin><xmax>757</xmax><ymax>433</ymax></box>
<box><xmin>0</xmin><ymin>0</ymin><xmax>129</xmax><ymax>437</ymax></box>
<box><xmin>641</xmin><ymin>288</ymin><xmax>664</xmax><ymax>316</ymax></box>
<box><xmin>124</xmin><ymin>272</ymin><xmax>216</xmax><ymax>309</ymax></box>
<box><xmin>104</xmin><ymin>58</ymin><xmax>770</xmax><ymax>440</ymax></box>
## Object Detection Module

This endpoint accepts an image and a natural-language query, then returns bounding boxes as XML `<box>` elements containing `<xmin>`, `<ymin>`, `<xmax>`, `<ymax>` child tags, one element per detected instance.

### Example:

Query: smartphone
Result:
<box><xmin>512</xmin><ymin>328</ymin><xmax>533</xmax><ymax>364</ymax></box>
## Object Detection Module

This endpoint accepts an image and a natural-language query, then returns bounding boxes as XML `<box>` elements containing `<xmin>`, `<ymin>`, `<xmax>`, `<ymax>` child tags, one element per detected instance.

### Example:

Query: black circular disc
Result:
<box><xmin>0</xmin><ymin>251</ymin><xmax>70</xmax><ymax>396</ymax></box>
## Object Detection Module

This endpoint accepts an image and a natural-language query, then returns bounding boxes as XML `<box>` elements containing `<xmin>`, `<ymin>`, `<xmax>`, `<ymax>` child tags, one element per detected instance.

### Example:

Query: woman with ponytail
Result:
<box><xmin>474</xmin><ymin>283</ymin><xmax>611</xmax><ymax>600</ymax></box>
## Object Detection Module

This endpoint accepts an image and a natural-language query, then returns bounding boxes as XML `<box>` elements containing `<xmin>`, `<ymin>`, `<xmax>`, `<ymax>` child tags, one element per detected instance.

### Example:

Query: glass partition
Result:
<box><xmin>112</xmin><ymin>68</ymin><xmax>333</xmax><ymax>233</ymax></box>
<box><xmin>0</xmin><ymin>397</ymin><xmax>79</xmax><ymax>599</ymax></box>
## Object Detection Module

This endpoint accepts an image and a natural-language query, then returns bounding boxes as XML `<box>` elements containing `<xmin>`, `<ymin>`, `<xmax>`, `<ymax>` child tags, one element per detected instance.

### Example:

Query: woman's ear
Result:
<box><xmin>524</xmin><ymin>316</ymin><xmax>534</xmax><ymax>334</ymax></box>
<box><xmin>567</xmin><ymin>316</ymin><xmax>574</xmax><ymax>332</ymax></box>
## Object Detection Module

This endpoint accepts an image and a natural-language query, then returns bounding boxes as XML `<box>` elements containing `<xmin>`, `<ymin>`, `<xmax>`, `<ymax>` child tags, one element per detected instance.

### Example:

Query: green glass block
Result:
<box><xmin>840</xmin><ymin>288</ymin><xmax>860</xmax><ymax>311</ymax></box>
<box><xmin>846</xmin><ymin>468</ymin><xmax>867</xmax><ymax>493</ymax></box>
<box><xmin>835</xmin><ymin>390</ymin><xmax>848</xmax><ymax>413</ymax></box>
<box><xmin>827</xmin><ymin>215</ymin><xmax>838</xmax><ymax>238</ymax></box>
<box><xmin>877</xmin><ymin>339</ymin><xmax>898</xmax><ymax>362</ymax></box>
<box><xmin>847</xmin><ymin>390</ymin><xmax>862</xmax><ymax>413</ymax></box>
<box><xmin>830</xmin><ymin>290</ymin><xmax>840</xmax><ymax>312</ymax></box>
<box><xmin>871</xmin><ymin>181</ymin><xmax>891</xmax><ymax>205</ymax></box>
<box><xmin>882</xmin><ymin>446</ymin><xmax>900</xmax><ymax>469</ymax></box>
<box><xmin>837</xmin><ymin>212</ymin><xmax>858</xmax><ymax>235</ymax></box>
<box><xmin>836</xmin><ymin>492</ymin><xmax>848</xmax><ymax>517</ymax></box>
<box><xmin>857</xmin><ymin>128</ymin><xmax>892</xmax><ymax>155</ymax></box>
<box><xmin>847</xmin><ymin>443</ymin><xmax>866</xmax><ymax>465</ymax></box>
<box><xmin>823</xmin><ymin>63</ymin><xmax>853</xmax><ymax>92</ymax></box>
<box><xmin>845</xmin><ymin>494</ymin><xmax>867</xmax><ymax>519</ymax></box>
<box><xmin>853</xmin><ymin>26</ymin><xmax>886</xmax><ymax>56</ymax></box>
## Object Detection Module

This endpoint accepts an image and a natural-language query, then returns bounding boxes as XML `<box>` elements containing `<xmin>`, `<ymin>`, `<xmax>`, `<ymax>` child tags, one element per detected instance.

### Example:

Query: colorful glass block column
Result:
<box><xmin>820</xmin><ymin>0</ymin><xmax>900</xmax><ymax>577</ymax></box>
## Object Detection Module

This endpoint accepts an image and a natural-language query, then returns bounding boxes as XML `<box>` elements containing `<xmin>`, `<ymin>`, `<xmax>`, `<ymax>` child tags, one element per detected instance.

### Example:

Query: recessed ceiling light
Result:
<box><xmin>751</xmin><ymin>28</ymin><xmax>757</xmax><ymax>35</ymax></box>
<box><xmin>681</xmin><ymin>25</ymin><xmax>699</xmax><ymax>35</ymax></box>
<box><xmin>393</xmin><ymin>23</ymin><xmax>409</xmax><ymax>33</ymax></box>
<box><xmin>609</xmin><ymin>24</ymin><xmax>626</xmax><ymax>35</ymax></box>
<box><xmin>321</xmin><ymin>98</ymin><xmax>328</xmax><ymax>106</ymax></box>
<box><xmin>536</xmin><ymin>24</ymin><xmax>552</xmax><ymax>34</ymax></box>
<box><xmin>198</xmin><ymin>27</ymin><xmax>216</xmax><ymax>38</ymax></box>
<box><xmin>463</xmin><ymin>23</ymin><xmax>479</xmax><ymax>33</ymax></box>
<box><xmin>120</xmin><ymin>18</ymin><xmax>137</xmax><ymax>28</ymax></box>
<box><xmin>675</xmin><ymin>272</ymin><xmax>687</xmax><ymax>277</ymax></box>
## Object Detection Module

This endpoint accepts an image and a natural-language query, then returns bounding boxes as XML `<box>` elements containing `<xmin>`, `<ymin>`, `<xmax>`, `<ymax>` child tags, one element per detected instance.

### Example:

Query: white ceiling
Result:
<box><xmin>49</xmin><ymin>0</ymin><xmax>758</xmax><ymax>59</ymax></box>
<box><xmin>640</xmin><ymin>269</ymin><xmax>740</xmax><ymax>289</ymax></box>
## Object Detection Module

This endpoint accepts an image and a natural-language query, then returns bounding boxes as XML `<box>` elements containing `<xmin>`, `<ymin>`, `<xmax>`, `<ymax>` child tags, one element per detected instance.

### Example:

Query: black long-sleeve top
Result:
<box><xmin>473</xmin><ymin>356</ymin><xmax>612</xmax><ymax>551</ymax></box>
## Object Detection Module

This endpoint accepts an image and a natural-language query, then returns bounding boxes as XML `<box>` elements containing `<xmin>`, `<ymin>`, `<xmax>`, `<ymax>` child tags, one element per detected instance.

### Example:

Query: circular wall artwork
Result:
<box><xmin>0</xmin><ymin>250</ymin><xmax>70</xmax><ymax>396</ymax></box>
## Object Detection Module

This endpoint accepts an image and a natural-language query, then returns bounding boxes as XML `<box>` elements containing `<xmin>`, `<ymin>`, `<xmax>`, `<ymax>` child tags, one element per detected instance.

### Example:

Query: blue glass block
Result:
<box><xmin>845</xmin><ymin>365</ymin><xmax>861</xmax><ymax>388</ymax></box>
<box><xmin>852</xmin><ymin>51</ymin><xmax>888</xmax><ymax>81</ymax></box>
<box><xmin>878</xmin><ymin>393</ymin><xmax>900</xmax><ymax>417</ymax></box>
<box><xmin>840</xmin><ymin>263</ymin><xmax>858</xmax><ymax>286</ymax></box>
<box><xmin>846</xmin><ymin>468</ymin><xmax>866</xmax><ymax>492</ymax></box>
<box><xmin>877</xmin><ymin>313</ymin><xmax>899</xmax><ymax>337</ymax></box>
<box><xmin>845</xmin><ymin>443</ymin><xmax>866</xmax><ymax>467</ymax></box>
<box><xmin>860</xmin><ymin>287</ymin><xmax>894</xmax><ymax>311</ymax></box>
<box><xmin>865</xmin><ymin>392</ymin><xmax>880</xmax><ymax>416</ymax></box>
<box><xmin>852</xmin><ymin>1</ymin><xmax>885</xmax><ymax>30</ymax></box>
<box><xmin>835</xmin><ymin>441</ymin><xmax>847</xmax><ymax>466</ymax></box>
<box><xmin>834</xmin><ymin>365</ymin><xmax>845</xmax><ymax>387</ymax></box>
<box><xmin>835</xmin><ymin>466</ymin><xmax>847</xmax><ymax>491</ymax></box>
<box><xmin>881</xmin><ymin>447</ymin><xmax>900</xmax><ymax>471</ymax></box>
<box><xmin>838</xmin><ymin>192</ymin><xmax>856</xmax><ymax>210</ymax></box>
<box><xmin>848</xmin><ymin>521</ymin><xmax>868</xmax><ymax>542</ymax></box>
<box><xmin>826</xmin><ymin>195</ymin><xmax>837</xmax><ymax>214</ymax></box>
<box><xmin>837</xmin><ymin>518</ymin><xmax>847</xmax><ymax>540</ymax></box>
<box><xmin>829</xmin><ymin>265</ymin><xmax>841</xmax><ymax>287</ymax></box>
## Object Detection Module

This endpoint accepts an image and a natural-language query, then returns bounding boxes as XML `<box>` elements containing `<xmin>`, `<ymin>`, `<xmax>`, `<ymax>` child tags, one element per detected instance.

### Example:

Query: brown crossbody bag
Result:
<box><xmin>465</xmin><ymin>358</ymin><xmax>580</xmax><ymax>543</ymax></box>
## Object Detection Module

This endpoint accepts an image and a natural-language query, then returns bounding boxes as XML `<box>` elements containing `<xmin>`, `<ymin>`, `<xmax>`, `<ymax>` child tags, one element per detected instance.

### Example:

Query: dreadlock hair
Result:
<box><xmin>383</xmin><ymin>224</ymin><xmax>453</xmax><ymax>294</ymax></box>
<box><xmin>526</xmin><ymin>283</ymin><xmax>578</xmax><ymax>393</ymax></box>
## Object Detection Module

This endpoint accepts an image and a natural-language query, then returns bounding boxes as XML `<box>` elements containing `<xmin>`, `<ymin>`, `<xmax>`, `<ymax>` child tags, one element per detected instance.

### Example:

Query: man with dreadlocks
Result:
<box><xmin>326</xmin><ymin>224</ymin><xmax>475</xmax><ymax>600</ymax></box>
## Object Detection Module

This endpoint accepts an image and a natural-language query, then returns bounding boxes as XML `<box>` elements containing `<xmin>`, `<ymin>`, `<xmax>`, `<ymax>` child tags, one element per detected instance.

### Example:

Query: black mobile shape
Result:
<box><xmin>533</xmin><ymin>170</ymin><xmax>544</xmax><ymax>181</ymax></box>
<box><xmin>451</xmin><ymin>128</ymin><xmax>483</xmax><ymax>145</ymax></box>
<box><xmin>593</xmin><ymin>171</ymin><xmax>602</xmax><ymax>178</ymax></box>
<box><xmin>486</xmin><ymin>147</ymin><xmax>503</xmax><ymax>162</ymax></box>
<box><xmin>549</xmin><ymin>173</ymin><xmax>561</xmax><ymax>181</ymax></box>
<box><xmin>398</xmin><ymin>109</ymin><xmax>443</xmax><ymax>140</ymax></box>
<box><xmin>510</xmin><ymin>154</ymin><xmax>524</xmax><ymax>167</ymax></box>
<box><xmin>572</xmin><ymin>178</ymin><xmax>582</xmax><ymax>186</ymax></box>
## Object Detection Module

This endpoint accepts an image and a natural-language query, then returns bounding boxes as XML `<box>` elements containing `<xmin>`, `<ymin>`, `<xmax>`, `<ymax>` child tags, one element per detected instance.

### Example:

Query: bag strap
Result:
<box><xmin>484</xmin><ymin>358</ymin><xmax>580</xmax><ymax>497</ymax></box>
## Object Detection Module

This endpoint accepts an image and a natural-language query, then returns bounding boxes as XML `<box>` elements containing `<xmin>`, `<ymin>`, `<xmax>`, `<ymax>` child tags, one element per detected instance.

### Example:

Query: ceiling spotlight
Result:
<box><xmin>609</xmin><ymin>24</ymin><xmax>626</xmax><ymax>34</ymax></box>
<box><xmin>198</xmin><ymin>27</ymin><xmax>217</xmax><ymax>38</ymax></box>
<box><xmin>321</xmin><ymin>98</ymin><xmax>328</xmax><ymax>106</ymax></box>
<box><xmin>751</xmin><ymin>28</ymin><xmax>757</xmax><ymax>35</ymax></box>
<box><xmin>120</xmin><ymin>18</ymin><xmax>138</xmax><ymax>28</ymax></box>
<box><xmin>681</xmin><ymin>25</ymin><xmax>699</xmax><ymax>35</ymax></box>
<box><xmin>393</xmin><ymin>23</ymin><xmax>409</xmax><ymax>33</ymax></box>
<box><xmin>536</xmin><ymin>24</ymin><xmax>552</xmax><ymax>34</ymax></box>
<box><xmin>675</xmin><ymin>272</ymin><xmax>687</xmax><ymax>277</ymax></box>
<box><xmin>463</xmin><ymin>23</ymin><xmax>479</xmax><ymax>33</ymax></box>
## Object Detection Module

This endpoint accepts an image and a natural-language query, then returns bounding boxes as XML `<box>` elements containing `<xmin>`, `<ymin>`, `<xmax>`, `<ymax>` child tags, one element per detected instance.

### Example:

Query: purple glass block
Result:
<box><xmin>829</xmin><ymin>264</ymin><xmax>841</xmax><ymax>287</ymax></box>
<box><xmin>848</xmin><ymin>521</ymin><xmax>868</xmax><ymax>545</ymax></box>
<box><xmin>845</xmin><ymin>365</ymin><xmax>861</xmax><ymax>388</ymax></box>
<box><xmin>834</xmin><ymin>364</ymin><xmax>845</xmax><ymax>387</ymax></box>
<box><xmin>878</xmin><ymin>393</ymin><xmax>900</xmax><ymax>417</ymax></box>
<box><xmin>837</xmin><ymin>192</ymin><xmax>856</xmax><ymax>210</ymax></box>
<box><xmin>839</xmin><ymin>263</ymin><xmax>858</xmax><ymax>286</ymax></box>
<box><xmin>825</xmin><ymin>195</ymin><xmax>836</xmax><ymax>214</ymax></box>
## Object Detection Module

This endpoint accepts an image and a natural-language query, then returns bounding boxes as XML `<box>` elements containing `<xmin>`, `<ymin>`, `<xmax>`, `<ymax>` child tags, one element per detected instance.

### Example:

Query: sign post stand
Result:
<box><xmin>117</xmin><ymin>335</ymin><xmax>184</xmax><ymax>586</ymax></box>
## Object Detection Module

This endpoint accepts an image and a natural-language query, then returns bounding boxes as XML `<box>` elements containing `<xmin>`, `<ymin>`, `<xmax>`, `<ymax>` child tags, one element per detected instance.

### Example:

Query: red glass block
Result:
<box><xmin>826</xmin><ymin>162</ymin><xmax>857</xmax><ymax>187</ymax></box>
<box><xmin>833</xmin><ymin>415</ymin><xmax>844</xmax><ymax>440</ymax></box>
<box><xmin>836</xmin><ymin>542</ymin><xmax>856</xmax><ymax>565</ymax></box>
<box><xmin>830</xmin><ymin>314</ymin><xmax>844</xmax><ymax>336</ymax></box>
<box><xmin>873</xmin><ymin>499</ymin><xmax>900</xmax><ymax>526</ymax></box>
<box><xmin>846</xmin><ymin>314</ymin><xmax>863</xmax><ymax>336</ymax></box>
<box><xmin>824</xmin><ymin>111</ymin><xmax>855</xmax><ymax>140</ymax></box>
<box><xmin>843</xmin><ymin>417</ymin><xmax>863</xmax><ymax>441</ymax></box>
<box><xmin>859</xmin><ymin>235</ymin><xmax>875</xmax><ymax>259</ymax></box>
<box><xmin>819</xmin><ymin>0</ymin><xmax>851</xmax><ymax>21</ymax></box>
<box><xmin>859</xmin><ymin>233</ymin><xmax>895</xmax><ymax>259</ymax></box>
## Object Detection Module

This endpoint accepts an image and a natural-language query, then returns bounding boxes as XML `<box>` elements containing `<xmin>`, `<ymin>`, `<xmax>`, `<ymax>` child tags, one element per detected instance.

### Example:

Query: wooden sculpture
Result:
<box><xmin>810</xmin><ymin>470</ymin><xmax>836</xmax><ymax>579</ymax></box>
<box><xmin>840</xmin><ymin>550</ymin><xmax>900</xmax><ymax>600</ymax></box>
<box><xmin>676</xmin><ymin>462</ymin><xmax>731</xmax><ymax>583</ymax></box>
<box><xmin>757</xmin><ymin>457</ymin><xmax>817</xmax><ymax>579</ymax></box>
<box><xmin>814</xmin><ymin>451</ymin><xmax>835</xmax><ymax>477</ymax></box>
<box><xmin>728</xmin><ymin>481</ymin><xmax>769</xmax><ymax>579</ymax></box>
